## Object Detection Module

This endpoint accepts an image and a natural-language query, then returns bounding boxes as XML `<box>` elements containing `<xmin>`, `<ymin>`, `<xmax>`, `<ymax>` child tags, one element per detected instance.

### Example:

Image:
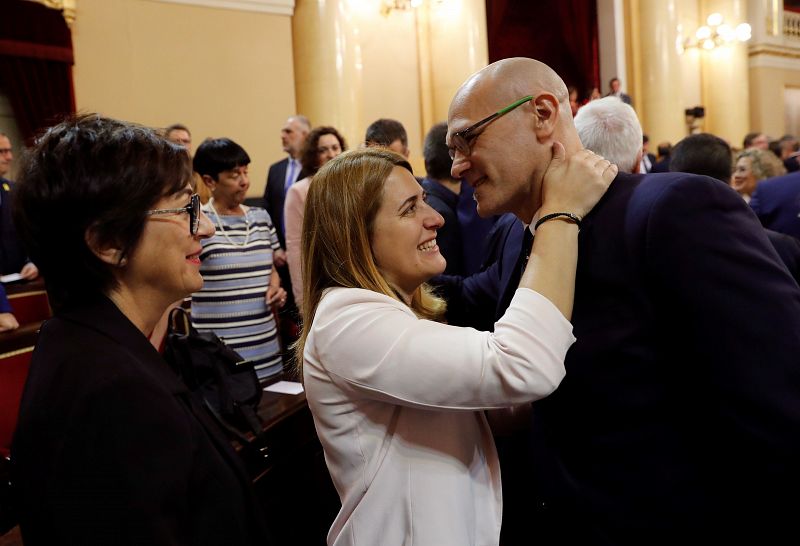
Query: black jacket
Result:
<box><xmin>12</xmin><ymin>296</ymin><xmax>272</xmax><ymax>545</ymax></box>
<box><xmin>0</xmin><ymin>178</ymin><xmax>29</xmax><ymax>275</ymax></box>
<box><xmin>441</xmin><ymin>172</ymin><xmax>800</xmax><ymax>544</ymax></box>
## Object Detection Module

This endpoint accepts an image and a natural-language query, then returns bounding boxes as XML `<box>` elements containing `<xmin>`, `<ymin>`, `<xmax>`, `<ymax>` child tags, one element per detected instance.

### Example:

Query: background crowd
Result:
<box><xmin>2</xmin><ymin>58</ymin><xmax>800</xmax><ymax>546</ymax></box>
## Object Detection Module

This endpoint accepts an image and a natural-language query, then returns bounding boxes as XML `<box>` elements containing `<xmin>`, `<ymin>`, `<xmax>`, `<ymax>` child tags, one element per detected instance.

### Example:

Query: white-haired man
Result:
<box><xmin>574</xmin><ymin>96</ymin><xmax>642</xmax><ymax>174</ymax></box>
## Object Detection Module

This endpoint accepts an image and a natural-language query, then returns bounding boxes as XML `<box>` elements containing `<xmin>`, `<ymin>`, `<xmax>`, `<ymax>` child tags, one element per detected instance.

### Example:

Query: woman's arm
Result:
<box><xmin>305</xmin><ymin>288</ymin><xmax>573</xmax><ymax>410</ymax></box>
<box><xmin>284</xmin><ymin>182</ymin><xmax>306</xmax><ymax>308</ymax></box>
<box><xmin>520</xmin><ymin>144</ymin><xmax>617</xmax><ymax>319</ymax></box>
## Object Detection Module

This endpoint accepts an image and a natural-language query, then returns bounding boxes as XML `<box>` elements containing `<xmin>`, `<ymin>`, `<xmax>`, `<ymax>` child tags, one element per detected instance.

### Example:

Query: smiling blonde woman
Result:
<box><xmin>297</xmin><ymin>147</ymin><xmax>615</xmax><ymax>546</ymax></box>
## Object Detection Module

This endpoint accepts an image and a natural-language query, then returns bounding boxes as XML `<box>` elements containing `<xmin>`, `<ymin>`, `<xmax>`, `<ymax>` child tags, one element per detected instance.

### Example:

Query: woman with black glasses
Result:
<box><xmin>11</xmin><ymin>114</ymin><xmax>273</xmax><ymax>545</ymax></box>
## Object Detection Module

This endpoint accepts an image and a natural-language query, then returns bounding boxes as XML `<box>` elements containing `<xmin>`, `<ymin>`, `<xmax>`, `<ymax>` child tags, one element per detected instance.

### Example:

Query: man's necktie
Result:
<box><xmin>284</xmin><ymin>159</ymin><xmax>297</xmax><ymax>194</ymax></box>
<box><xmin>498</xmin><ymin>225</ymin><xmax>535</xmax><ymax>317</ymax></box>
<box><xmin>517</xmin><ymin>226</ymin><xmax>534</xmax><ymax>280</ymax></box>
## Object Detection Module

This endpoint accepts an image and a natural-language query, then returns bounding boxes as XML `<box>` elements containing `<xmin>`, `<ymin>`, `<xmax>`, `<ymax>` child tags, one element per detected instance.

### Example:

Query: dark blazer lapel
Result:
<box><xmin>58</xmin><ymin>297</ymin><xmax>189</xmax><ymax>395</ymax></box>
<box><xmin>57</xmin><ymin>298</ymin><xmax>258</xmax><ymax>493</ymax></box>
<box><xmin>496</xmin><ymin>219</ymin><xmax>526</xmax><ymax>319</ymax></box>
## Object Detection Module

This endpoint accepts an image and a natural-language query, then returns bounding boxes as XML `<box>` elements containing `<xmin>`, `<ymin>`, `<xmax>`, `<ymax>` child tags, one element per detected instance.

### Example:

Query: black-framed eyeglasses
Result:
<box><xmin>448</xmin><ymin>95</ymin><xmax>533</xmax><ymax>160</ymax></box>
<box><xmin>145</xmin><ymin>193</ymin><xmax>200</xmax><ymax>236</ymax></box>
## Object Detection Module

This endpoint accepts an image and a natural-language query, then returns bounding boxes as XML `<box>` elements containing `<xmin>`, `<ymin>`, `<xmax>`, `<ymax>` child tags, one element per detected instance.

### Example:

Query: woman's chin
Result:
<box><xmin>425</xmin><ymin>257</ymin><xmax>447</xmax><ymax>281</ymax></box>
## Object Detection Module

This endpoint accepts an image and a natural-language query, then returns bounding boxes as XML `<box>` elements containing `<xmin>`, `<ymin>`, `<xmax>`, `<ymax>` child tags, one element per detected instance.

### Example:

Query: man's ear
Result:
<box><xmin>201</xmin><ymin>174</ymin><xmax>216</xmax><ymax>191</ymax></box>
<box><xmin>532</xmin><ymin>93</ymin><xmax>560</xmax><ymax>141</ymax></box>
<box><xmin>85</xmin><ymin>225</ymin><xmax>127</xmax><ymax>267</ymax></box>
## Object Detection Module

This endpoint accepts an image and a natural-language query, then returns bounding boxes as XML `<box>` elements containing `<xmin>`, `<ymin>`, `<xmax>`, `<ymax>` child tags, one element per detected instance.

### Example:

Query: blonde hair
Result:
<box><xmin>294</xmin><ymin>148</ymin><xmax>446</xmax><ymax>375</ymax></box>
<box><xmin>735</xmin><ymin>148</ymin><xmax>787</xmax><ymax>181</ymax></box>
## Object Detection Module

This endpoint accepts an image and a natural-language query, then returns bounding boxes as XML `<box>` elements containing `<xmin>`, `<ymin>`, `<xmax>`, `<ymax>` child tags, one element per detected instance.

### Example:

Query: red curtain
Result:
<box><xmin>486</xmin><ymin>0</ymin><xmax>600</xmax><ymax>103</ymax></box>
<box><xmin>0</xmin><ymin>0</ymin><xmax>76</xmax><ymax>144</ymax></box>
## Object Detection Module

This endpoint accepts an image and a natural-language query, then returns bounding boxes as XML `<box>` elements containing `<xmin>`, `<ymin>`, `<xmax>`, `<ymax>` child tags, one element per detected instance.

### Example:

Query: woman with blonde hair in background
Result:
<box><xmin>297</xmin><ymin>147</ymin><xmax>615</xmax><ymax>545</ymax></box>
<box><xmin>731</xmin><ymin>147</ymin><xmax>787</xmax><ymax>202</ymax></box>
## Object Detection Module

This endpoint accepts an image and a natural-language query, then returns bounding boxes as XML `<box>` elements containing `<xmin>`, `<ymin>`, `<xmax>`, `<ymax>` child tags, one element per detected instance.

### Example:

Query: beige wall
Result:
<box><xmin>72</xmin><ymin>0</ymin><xmax>296</xmax><ymax>197</ymax></box>
<box><xmin>292</xmin><ymin>0</ymin><xmax>488</xmax><ymax>177</ymax></box>
<box><xmin>749</xmin><ymin>64</ymin><xmax>800</xmax><ymax>140</ymax></box>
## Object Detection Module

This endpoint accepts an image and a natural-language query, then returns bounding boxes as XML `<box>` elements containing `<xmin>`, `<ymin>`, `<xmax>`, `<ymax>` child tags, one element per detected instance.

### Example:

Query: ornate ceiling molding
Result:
<box><xmin>146</xmin><ymin>0</ymin><xmax>294</xmax><ymax>16</ymax></box>
<box><xmin>26</xmin><ymin>0</ymin><xmax>77</xmax><ymax>25</ymax></box>
<box><xmin>749</xmin><ymin>43</ymin><xmax>800</xmax><ymax>70</ymax></box>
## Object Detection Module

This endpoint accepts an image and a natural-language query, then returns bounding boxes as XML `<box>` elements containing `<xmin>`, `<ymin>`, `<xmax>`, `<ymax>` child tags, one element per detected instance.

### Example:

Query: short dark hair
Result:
<box><xmin>365</xmin><ymin>119</ymin><xmax>408</xmax><ymax>148</ymax></box>
<box><xmin>423</xmin><ymin>122</ymin><xmax>453</xmax><ymax>181</ymax></box>
<box><xmin>13</xmin><ymin>114</ymin><xmax>191</xmax><ymax>311</ymax></box>
<box><xmin>669</xmin><ymin>133</ymin><xmax>733</xmax><ymax>182</ymax></box>
<box><xmin>165</xmin><ymin>123</ymin><xmax>190</xmax><ymax>137</ymax></box>
<box><xmin>779</xmin><ymin>135</ymin><xmax>799</xmax><ymax>153</ymax></box>
<box><xmin>299</xmin><ymin>126</ymin><xmax>348</xmax><ymax>175</ymax></box>
<box><xmin>743</xmin><ymin>132</ymin><xmax>762</xmax><ymax>148</ymax></box>
<box><xmin>657</xmin><ymin>142</ymin><xmax>672</xmax><ymax>157</ymax></box>
<box><xmin>769</xmin><ymin>139</ymin><xmax>783</xmax><ymax>159</ymax></box>
<box><xmin>193</xmin><ymin>138</ymin><xmax>250</xmax><ymax>180</ymax></box>
<box><xmin>609</xmin><ymin>77</ymin><xmax>620</xmax><ymax>86</ymax></box>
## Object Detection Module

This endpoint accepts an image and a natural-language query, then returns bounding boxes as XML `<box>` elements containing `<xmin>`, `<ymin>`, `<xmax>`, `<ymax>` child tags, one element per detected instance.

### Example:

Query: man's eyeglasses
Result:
<box><xmin>146</xmin><ymin>193</ymin><xmax>200</xmax><ymax>236</ymax></box>
<box><xmin>448</xmin><ymin>95</ymin><xmax>533</xmax><ymax>160</ymax></box>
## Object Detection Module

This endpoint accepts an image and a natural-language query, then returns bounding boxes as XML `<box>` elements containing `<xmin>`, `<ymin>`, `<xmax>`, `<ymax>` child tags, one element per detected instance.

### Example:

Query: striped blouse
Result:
<box><xmin>191</xmin><ymin>204</ymin><xmax>283</xmax><ymax>379</ymax></box>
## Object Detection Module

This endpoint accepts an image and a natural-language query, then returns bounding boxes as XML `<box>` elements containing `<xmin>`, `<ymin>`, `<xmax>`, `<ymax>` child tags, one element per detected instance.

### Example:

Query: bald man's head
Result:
<box><xmin>449</xmin><ymin>58</ymin><xmax>570</xmax><ymax>121</ymax></box>
<box><xmin>446</xmin><ymin>58</ymin><xmax>582</xmax><ymax>223</ymax></box>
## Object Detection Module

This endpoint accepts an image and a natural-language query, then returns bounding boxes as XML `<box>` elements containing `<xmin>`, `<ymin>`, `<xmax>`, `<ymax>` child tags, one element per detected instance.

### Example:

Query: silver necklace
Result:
<box><xmin>207</xmin><ymin>198</ymin><xmax>250</xmax><ymax>247</ymax></box>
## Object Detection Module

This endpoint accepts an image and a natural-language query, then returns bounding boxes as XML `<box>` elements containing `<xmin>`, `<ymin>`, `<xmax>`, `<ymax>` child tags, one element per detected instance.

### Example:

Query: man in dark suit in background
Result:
<box><xmin>420</xmin><ymin>122</ymin><xmax>465</xmax><ymax>275</ymax></box>
<box><xmin>0</xmin><ymin>132</ymin><xmax>37</xmax><ymax>279</ymax></box>
<box><xmin>639</xmin><ymin>134</ymin><xmax>656</xmax><ymax>173</ymax></box>
<box><xmin>750</xmin><ymin>169</ymin><xmax>800</xmax><ymax>239</ymax></box>
<box><xmin>262</xmin><ymin>116</ymin><xmax>310</xmax><ymax>349</ymax></box>
<box><xmin>670</xmin><ymin>132</ymin><xmax>800</xmax><ymax>284</ymax></box>
<box><xmin>263</xmin><ymin>115</ymin><xmax>311</xmax><ymax>248</ymax></box>
<box><xmin>649</xmin><ymin>141</ymin><xmax>672</xmax><ymax>172</ymax></box>
<box><xmin>606</xmin><ymin>76</ymin><xmax>632</xmax><ymax>106</ymax></box>
<box><xmin>444</xmin><ymin>57</ymin><xmax>800</xmax><ymax>545</ymax></box>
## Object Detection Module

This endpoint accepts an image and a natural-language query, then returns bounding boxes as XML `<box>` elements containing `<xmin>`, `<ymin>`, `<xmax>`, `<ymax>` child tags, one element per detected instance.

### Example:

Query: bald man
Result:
<box><xmin>442</xmin><ymin>58</ymin><xmax>800</xmax><ymax>544</ymax></box>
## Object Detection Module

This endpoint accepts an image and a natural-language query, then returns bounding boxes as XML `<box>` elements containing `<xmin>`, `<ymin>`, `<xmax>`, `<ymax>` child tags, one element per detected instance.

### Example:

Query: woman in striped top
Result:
<box><xmin>191</xmin><ymin>138</ymin><xmax>288</xmax><ymax>380</ymax></box>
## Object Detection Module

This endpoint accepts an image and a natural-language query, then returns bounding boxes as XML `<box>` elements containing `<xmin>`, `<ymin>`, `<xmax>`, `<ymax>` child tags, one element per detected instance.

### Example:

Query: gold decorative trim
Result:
<box><xmin>749</xmin><ymin>43</ymin><xmax>800</xmax><ymax>59</ymax></box>
<box><xmin>0</xmin><ymin>346</ymin><xmax>34</xmax><ymax>360</ymax></box>
<box><xmin>7</xmin><ymin>290</ymin><xmax>47</xmax><ymax>300</ymax></box>
<box><xmin>146</xmin><ymin>0</ymin><xmax>294</xmax><ymax>16</ymax></box>
<box><xmin>27</xmin><ymin>0</ymin><xmax>76</xmax><ymax>25</ymax></box>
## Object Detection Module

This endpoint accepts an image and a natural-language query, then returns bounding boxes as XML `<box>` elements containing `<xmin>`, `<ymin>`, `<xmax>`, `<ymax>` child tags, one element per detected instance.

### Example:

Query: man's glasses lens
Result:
<box><xmin>449</xmin><ymin>135</ymin><xmax>469</xmax><ymax>160</ymax></box>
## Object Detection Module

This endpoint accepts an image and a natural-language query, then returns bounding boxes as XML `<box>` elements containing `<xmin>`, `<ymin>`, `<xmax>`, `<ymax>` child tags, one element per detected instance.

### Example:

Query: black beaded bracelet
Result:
<box><xmin>534</xmin><ymin>212</ymin><xmax>582</xmax><ymax>231</ymax></box>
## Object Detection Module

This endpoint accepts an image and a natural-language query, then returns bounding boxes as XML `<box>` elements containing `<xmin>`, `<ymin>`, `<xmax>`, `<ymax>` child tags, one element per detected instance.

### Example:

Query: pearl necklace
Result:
<box><xmin>207</xmin><ymin>198</ymin><xmax>250</xmax><ymax>247</ymax></box>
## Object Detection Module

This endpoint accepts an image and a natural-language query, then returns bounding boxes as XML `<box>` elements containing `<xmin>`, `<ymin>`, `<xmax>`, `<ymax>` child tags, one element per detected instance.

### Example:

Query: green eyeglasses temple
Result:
<box><xmin>450</xmin><ymin>95</ymin><xmax>534</xmax><ymax>159</ymax></box>
<box><xmin>497</xmin><ymin>95</ymin><xmax>534</xmax><ymax>116</ymax></box>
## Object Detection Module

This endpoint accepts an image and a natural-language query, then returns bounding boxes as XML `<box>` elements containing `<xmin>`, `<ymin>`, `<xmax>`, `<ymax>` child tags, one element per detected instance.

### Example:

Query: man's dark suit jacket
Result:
<box><xmin>606</xmin><ymin>91</ymin><xmax>632</xmax><ymax>106</ymax></box>
<box><xmin>0</xmin><ymin>178</ymin><xmax>29</xmax><ymax>275</ymax></box>
<box><xmin>750</xmin><ymin>170</ymin><xmax>800</xmax><ymax>239</ymax></box>
<box><xmin>767</xmin><ymin>228</ymin><xmax>800</xmax><ymax>285</ymax></box>
<box><xmin>649</xmin><ymin>156</ymin><xmax>670</xmax><ymax>173</ymax></box>
<box><xmin>263</xmin><ymin>157</ymin><xmax>290</xmax><ymax>249</ymax></box>
<box><xmin>440</xmin><ymin>172</ymin><xmax>800</xmax><ymax>544</ymax></box>
<box><xmin>12</xmin><ymin>296</ymin><xmax>272</xmax><ymax>545</ymax></box>
<box><xmin>421</xmin><ymin>178</ymin><xmax>464</xmax><ymax>276</ymax></box>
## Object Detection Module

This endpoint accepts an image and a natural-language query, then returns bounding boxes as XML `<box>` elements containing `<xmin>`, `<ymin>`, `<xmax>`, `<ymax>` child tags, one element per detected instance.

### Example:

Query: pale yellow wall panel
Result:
<box><xmin>749</xmin><ymin>65</ymin><xmax>800</xmax><ymax>139</ymax></box>
<box><xmin>72</xmin><ymin>0</ymin><xmax>296</xmax><ymax>197</ymax></box>
<box><xmin>358</xmin><ymin>11</ymin><xmax>423</xmax><ymax>172</ymax></box>
<box><xmin>292</xmin><ymin>0</ymin><xmax>487</xmax><ymax>177</ymax></box>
